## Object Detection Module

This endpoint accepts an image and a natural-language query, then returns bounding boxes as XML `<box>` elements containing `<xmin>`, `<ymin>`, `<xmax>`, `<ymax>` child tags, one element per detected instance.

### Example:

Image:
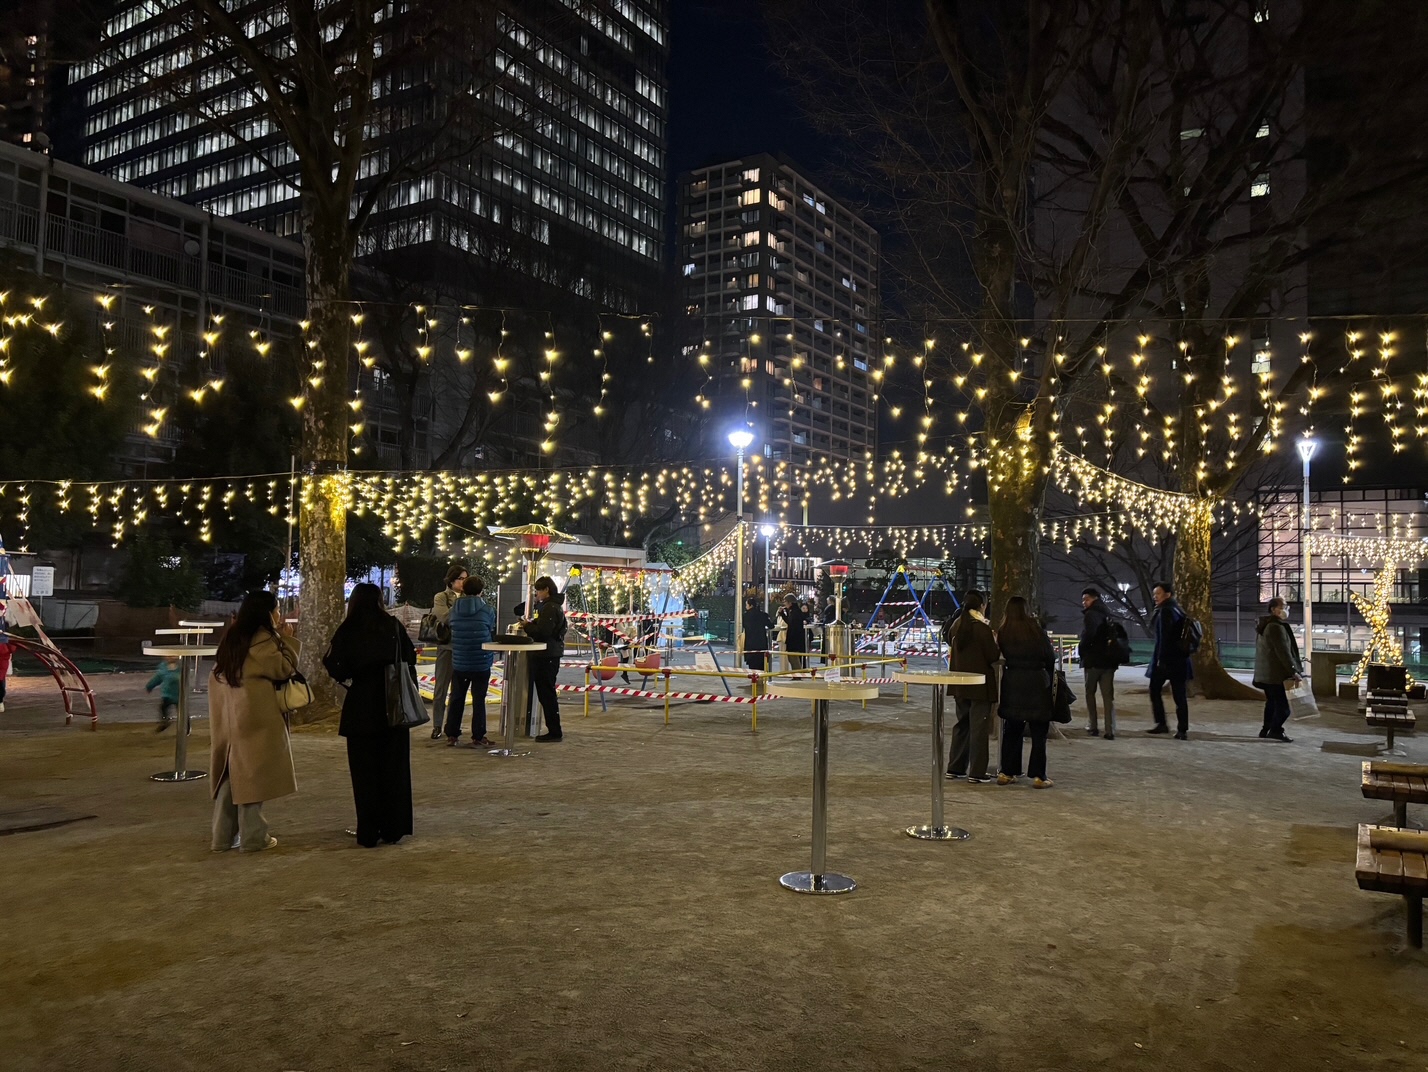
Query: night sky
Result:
<box><xmin>665</xmin><ymin>0</ymin><xmax>840</xmax><ymax>185</ymax></box>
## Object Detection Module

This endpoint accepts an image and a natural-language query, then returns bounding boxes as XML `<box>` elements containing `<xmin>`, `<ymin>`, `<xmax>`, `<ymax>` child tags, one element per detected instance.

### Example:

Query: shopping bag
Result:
<box><xmin>1286</xmin><ymin>678</ymin><xmax>1319</xmax><ymax>719</ymax></box>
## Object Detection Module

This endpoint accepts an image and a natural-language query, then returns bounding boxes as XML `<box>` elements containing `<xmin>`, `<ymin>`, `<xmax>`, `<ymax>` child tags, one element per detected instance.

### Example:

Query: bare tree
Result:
<box><xmin>91</xmin><ymin>0</ymin><xmax>547</xmax><ymax>706</ymax></box>
<box><xmin>771</xmin><ymin>0</ymin><xmax>1428</xmax><ymax>696</ymax></box>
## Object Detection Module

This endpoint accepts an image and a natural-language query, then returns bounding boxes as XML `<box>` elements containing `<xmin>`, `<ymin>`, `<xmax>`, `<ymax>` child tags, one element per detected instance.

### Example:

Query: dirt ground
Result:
<box><xmin>1</xmin><ymin>662</ymin><xmax>1426</xmax><ymax>1072</ymax></box>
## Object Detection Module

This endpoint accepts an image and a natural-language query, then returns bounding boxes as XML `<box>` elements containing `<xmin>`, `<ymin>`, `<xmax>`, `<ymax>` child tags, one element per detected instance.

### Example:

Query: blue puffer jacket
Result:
<box><xmin>449</xmin><ymin>595</ymin><xmax>496</xmax><ymax>673</ymax></box>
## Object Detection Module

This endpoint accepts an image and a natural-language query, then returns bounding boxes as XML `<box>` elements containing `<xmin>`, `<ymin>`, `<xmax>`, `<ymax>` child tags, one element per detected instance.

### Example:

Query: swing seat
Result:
<box><xmin>595</xmin><ymin>655</ymin><xmax>620</xmax><ymax>681</ymax></box>
<box><xmin>634</xmin><ymin>653</ymin><xmax>662</xmax><ymax>674</ymax></box>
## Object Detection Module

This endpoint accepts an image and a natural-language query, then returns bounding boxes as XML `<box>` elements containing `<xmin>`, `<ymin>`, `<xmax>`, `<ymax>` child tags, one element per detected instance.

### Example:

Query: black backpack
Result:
<box><xmin>1176</xmin><ymin>615</ymin><xmax>1203</xmax><ymax>655</ymax></box>
<box><xmin>1097</xmin><ymin>619</ymin><xmax>1133</xmax><ymax>665</ymax></box>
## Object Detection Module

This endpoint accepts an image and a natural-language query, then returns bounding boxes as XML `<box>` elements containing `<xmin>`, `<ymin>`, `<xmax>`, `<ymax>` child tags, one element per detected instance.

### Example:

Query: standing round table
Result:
<box><xmin>485</xmin><ymin>640</ymin><xmax>546</xmax><ymax>758</ymax></box>
<box><xmin>143</xmin><ymin>643</ymin><xmax>218</xmax><ymax>782</ymax></box>
<box><xmin>894</xmin><ymin>670</ymin><xmax>986</xmax><ymax>840</ymax></box>
<box><xmin>178</xmin><ymin>621</ymin><xmax>225</xmax><ymax>692</ymax></box>
<box><xmin>773</xmin><ymin>678</ymin><xmax>881</xmax><ymax>894</ymax></box>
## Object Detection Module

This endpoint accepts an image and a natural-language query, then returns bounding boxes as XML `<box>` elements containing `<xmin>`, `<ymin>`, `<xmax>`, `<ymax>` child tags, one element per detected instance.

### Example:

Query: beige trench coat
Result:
<box><xmin>209</xmin><ymin>633</ymin><xmax>301</xmax><ymax>805</ymax></box>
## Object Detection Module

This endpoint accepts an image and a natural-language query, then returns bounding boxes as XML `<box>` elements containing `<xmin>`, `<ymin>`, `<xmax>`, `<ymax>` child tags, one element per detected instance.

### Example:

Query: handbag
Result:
<box><xmin>386</xmin><ymin>622</ymin><xmax>430</xmax><ymax>729</ymax></box>
<box><xmin>274</xmin><ymin>669</ymin><xmax>314</xmax><ymax>714</ymax></box>
<box><xmin>1051</xmin><ymin>668</ymin><xmax>1076</xmax><ymax>723</ymax></box>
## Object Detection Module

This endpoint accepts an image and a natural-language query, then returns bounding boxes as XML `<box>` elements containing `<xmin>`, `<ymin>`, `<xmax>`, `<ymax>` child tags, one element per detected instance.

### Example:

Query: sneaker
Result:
<box><xmin>446</xmin><ymin>737</ymin><xmax>460</xmax><ymax>747</ymax></box>
<box><xmin>470</xmin><ymin>737</ymin><xmax>495</xmax><ymax>749</ymax></box>
<box><xmin>1033</xmin><ymin>777</ymin><xmax>1055</xmax><ymax>789</ymax></box>
<box><xmin>1173</xmin><ymin>731</ymin><xmax>1188</xmax><ymax>740</ymax></box>
<box><xmin>1146</xmin><ymin>724</ymin><xmax>1171</xmax><ymax>735</ymax></box>
<box><xmin>967</xmin><ymin>775</ymin><xmax>993</xmax><ymax>784</ymax></box>
<box><xmin>996</xmin><ymin>773</ymin><xmax>1018</xmax><ymax>785</ymax></box>
<box><xmin>945</xmin><ymin>771</ymin><xmax>965</xmax><ymax>781</ymax></box>
<box><xmin>430</xmin><ymin>727</ymin><xmax>444</xmax><ymax>740</ymax></box>
<box><xmin>534</xmin><ymin>732</ymin><xmax>563</xmax><ymax>742</ymax></box>
<box><xmin>1268</xmin><ymin>732</ymin><xmax>1293</xmax><ymax>743</ymax></box>
<box><xmin>1257</xmin><ymin>727</ymin><xmax>1269</xmax><ymax>739</ymax></box>
<box><xmin>1085</xmin><ymin>727</ymin><xmax>1100</xmax><ymax>737</ymax></box>
<box><xmin>1103</xmin><ymin>733</ymin><xmax>1115</xmax><ymax>740</ymax></box>
<box><xmin>156</xmin><ymin>718</ymin><xmax>172</xmax><ymax>733</ymax></box>
<box><xmin>240</xmin><ymin>836</ymin><xmax>278</xmax><ymax>853</ymax></box>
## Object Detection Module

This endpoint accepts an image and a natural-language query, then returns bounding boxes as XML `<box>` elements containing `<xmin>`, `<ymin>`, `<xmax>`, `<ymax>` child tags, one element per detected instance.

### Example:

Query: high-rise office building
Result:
<box><xmin>679</xmin><ymin>154</ymin><xmax>878</xmax><ymax>465</ymax></box>
<box><xmin>74</xmin><ymin>1</ymin><xmax>669</xmax><ymax>311</ymax></box>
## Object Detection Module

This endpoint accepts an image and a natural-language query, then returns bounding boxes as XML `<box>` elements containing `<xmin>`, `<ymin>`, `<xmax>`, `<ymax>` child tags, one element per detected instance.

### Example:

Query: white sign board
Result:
<box><xmin>29</xmin><ymin>566</ymin><xmax>55</xmax><ymax>598</ymax></box>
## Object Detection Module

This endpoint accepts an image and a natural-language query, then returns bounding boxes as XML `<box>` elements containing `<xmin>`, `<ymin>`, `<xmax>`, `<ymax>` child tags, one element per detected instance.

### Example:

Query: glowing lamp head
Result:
<box><xmin>1296</xmin><ymin>438</ymin><xmax>1319</xmax><ymax>464</ymax></box>
<box><xmin>518</xmin><ymin>533</ymin><xmax>551</xmax><ymax>553</ymax></box>
<box><xmin>727</xmin><ymin>428</ymin><xmax>755</xmax><ymax>451</ymax></box>
<box><xmin>760</xmin><ymin>523</ymin><xmax>777</xmax><ymax>539</ymax></box>
<box><xmin>821</xmin><ymin>559</ymin><xmax>852</xmax><ymax>578</ymax></box>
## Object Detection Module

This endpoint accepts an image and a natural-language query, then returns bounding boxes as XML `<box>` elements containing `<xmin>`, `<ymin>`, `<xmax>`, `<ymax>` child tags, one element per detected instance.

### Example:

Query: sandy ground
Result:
<box><xmin>1</xmin><ymin>663</ymin><xmax>1426</xmax><ymax>1072</ymax></box>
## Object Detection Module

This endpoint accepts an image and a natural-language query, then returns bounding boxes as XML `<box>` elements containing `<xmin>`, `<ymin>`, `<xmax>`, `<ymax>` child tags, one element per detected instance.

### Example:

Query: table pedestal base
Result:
<box><xmin>150</xmin><ymin>770</ymin><xmax>206</xmax><ymax>783</ymax></box>
<box><xmin>487</xmin><ymin>746</ymin><xmax>530</xmax><ymax>759</ymax></box>
<box><xmin>905</xmin><ymin>823</ymin><xmax>970</xmax><ymax>841</ymax></box>
<box><xmin>779</xmin><ymin>871</ymin><xmax>856</xmax><ymax>895</ymax></box>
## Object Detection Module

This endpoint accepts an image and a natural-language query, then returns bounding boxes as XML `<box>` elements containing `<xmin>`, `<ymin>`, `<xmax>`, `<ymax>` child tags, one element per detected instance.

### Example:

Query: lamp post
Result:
<box><xmin>760</xmin><ymin>523</ymin><xmax>777</xmax><ymax>612</ymax></box>
<box><xmin>1297</xmin><ymin>437</ymin><xmax>1319</xmax><ymax>653</ymax></box>
<box><xmin>728</xmin><ymin>427</ymin><xmax>755</xmax><ymax>657</ymax></box>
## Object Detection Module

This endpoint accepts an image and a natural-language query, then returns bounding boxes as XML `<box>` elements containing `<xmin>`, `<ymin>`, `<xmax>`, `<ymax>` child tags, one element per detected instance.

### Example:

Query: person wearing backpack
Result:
<box><xmin>1147</xmin><ymin>581</ymin><xmax>1194</xmax><ymax>739</ymax></box>
<box><xmin>1078</xmin><ymin>588</ymin><xmax>1126</xmax><ymax>739</ymax></box>
<box><xmin>1252</xmin><ymin>596</ymin><xmax>1303</xmax><ymax>743</ymax></box>
<box><xmin>423</xmin><ymin>565</ymin><xmax>466</xmax><ymax>741</ymax></box>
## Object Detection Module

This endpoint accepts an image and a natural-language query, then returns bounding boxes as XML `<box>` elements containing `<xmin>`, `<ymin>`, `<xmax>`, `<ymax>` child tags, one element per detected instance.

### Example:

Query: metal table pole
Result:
<box><xmin>780</xmin><ymin>698</ymin><xmax>856</xmax><ymax>894</ymax></box>
<box><xmin>489</xmin><ymin>648</ymin><xmax>532</xmax><ymax>758</ymax></box>
<box><xmin>151</xmin><ymin>656</ymin><xmax>206</xmax><ymax>782</ymax></box>
<box><xmin>906</xmin><ymin>684</ymin><xmax>969</xmax><ymax>840</ymax></box>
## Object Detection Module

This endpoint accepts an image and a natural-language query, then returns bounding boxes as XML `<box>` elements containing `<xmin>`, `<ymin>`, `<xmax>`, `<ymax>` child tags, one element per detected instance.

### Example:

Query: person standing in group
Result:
<box><xmin>445</xmin><ymin>574</ymin><xmax>497</xmax><ymax>748</ymax></box>
<box><xmin>1078</xmin><ymin>588</ymin><xmax>1126</xmax><ymax>740</ymax></box>
<box><xmin>742</xmin><ymin>596</ymin><xmax>773</xmax><ymax>672</ymax></box>
<box><xmin>995</xmin><ymin>596</ymin><xmax>1058</xmax><ymax>789</ymax></box>
<box><xmin>0</xmin><ymin>629</ymin><xmax>17</xmax><ymax>713</ymax></box>
<box><xmin>146</xmin><ymin>656</ymin><xmax>181</xmax><ymax>732</ymax></box>
<box><xmin>426</xmin><ymin>565</ymin><xmax>466</xmax><ymax>740</ymax></box>
<box><xmin>1253</xmin><ymin>596</ymin><xmax>1303</xmax><ymax>743</ymax></box>
<box><xmin>322</xmin><ymin>583</ymin><xmax>417</xmax><ymax>847</ymax></box>
<box><xmin>208</xmin><ymin>590</ymin><xmax>300</xmax><ymax>853</ymax></box>
<box><xmin>778</xmin><ymin>594</ymin><xmax>808</xmax><ymax>671</ymax></box>
<box><xmin>520</xmin><ymin>576</ymin><xmax>567</xmax><ymax>742</ymax></box>
<box><xmin>1147</xmin><ymin>581</ymin><xmax>1193</xmax><ymax>739</ymax></box>
<box><xmin>802</xmin><ymin>600</ymin><xmax>817</xmax><ymax>654</ymax></box>
<box><xmin>942</xmin><ymin>590</ymin><xmax>1000</xmax><ymax>784</ymax></box>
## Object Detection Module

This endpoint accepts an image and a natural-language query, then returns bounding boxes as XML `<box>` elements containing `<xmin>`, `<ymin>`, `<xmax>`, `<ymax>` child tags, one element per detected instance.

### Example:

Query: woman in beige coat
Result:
<box><xmin>209</xmin><ymin>589</ymin><xmax>300</xmax><ymax>852</ymax></box>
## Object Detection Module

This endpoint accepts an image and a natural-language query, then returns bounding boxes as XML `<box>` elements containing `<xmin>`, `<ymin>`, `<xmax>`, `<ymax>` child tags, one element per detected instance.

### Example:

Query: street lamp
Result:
<box><xmin>728</xmin><ymin>426</ymin><xmax>756</xmax><ymax>658</ymax></box>
<box><xmin>760</xmin><ymin>522</ymin><xmax>777</xmax><ymax>612</ymax></box>
<box><xmin>1297</xmin><ymin>437</ymin><xmax>1319</xmax><ymax>653</ymax></box>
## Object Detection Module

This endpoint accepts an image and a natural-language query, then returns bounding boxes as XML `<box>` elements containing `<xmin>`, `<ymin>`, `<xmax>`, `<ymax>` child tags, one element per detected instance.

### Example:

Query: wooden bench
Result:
<box><xmin>1361</xmin><ymin>761</ymin><xmax>1428</xmax><ymax>829</ymax></box>
<box><xmin>1365</xmin><ymin>708</ymin><xmax>1416</xmax><ymax>754</ymax></box>
<box><xmin>1355</xmin><ymin>824</ymin><xmax>1426</xmax><ymax>948</ymax></box>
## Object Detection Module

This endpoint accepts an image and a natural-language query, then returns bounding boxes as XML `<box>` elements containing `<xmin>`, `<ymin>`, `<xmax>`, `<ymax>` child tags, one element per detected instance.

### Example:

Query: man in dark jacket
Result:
<box><xmin>520</xmin><ymin>576</ymin><xmax>567</xmax><ymax>741</ymax></box>
<box><xmin>1252</xmin><ymin>596</ymin><xmax>1303</xmax><ymax>742</ymax></box>
<box><xmin>943</xmin><ymin>590</ymin><xmax>1000</xmax><ymax>783</ymax></box>
<box><xmin>1147</xmin><ymin>581</ymin><xmax>1192</xmax><ymax>739</ymax></box>
<box><xmin>1078</xmin><ymin>588</ymin><xmax>1121</xmax><ymax>739</ymax></box>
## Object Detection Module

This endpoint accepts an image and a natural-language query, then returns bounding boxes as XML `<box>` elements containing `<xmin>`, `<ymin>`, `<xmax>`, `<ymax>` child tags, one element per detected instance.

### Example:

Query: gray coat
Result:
<box><xmin>997</xmin><ymin>627</ymin><xmax>1056</xmax><ymax>722</ymax></box>
<box><xmin>1253</xmin><ymin>615</ymin><xmax>1303</xmax><ymax>688</ymax></box>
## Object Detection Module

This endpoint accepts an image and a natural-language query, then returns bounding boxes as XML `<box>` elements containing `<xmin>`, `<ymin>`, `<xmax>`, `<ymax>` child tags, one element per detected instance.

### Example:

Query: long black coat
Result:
<box><xmin>778</xmin><ymin>603</ymin><xmax>808</xmax><ymax>653</ymax></box>
<box><xmin>324</xmin><ymin>614</ymin><xmax>418</xmax><ymax>737</ymax></box>
<box><xmin>997</xmin><ymin>626</ymin><xmax>1056</xmax><ymax>722</ymax></box>
<box><xmin>743</xmin><ymin>607</ymin><xmax>772</xmax><ymax>651</ymax></box>
<box><xmin>946</xmin><ymin>614</ymin><xmax>1000</xmax><ymax>703</ymax></box>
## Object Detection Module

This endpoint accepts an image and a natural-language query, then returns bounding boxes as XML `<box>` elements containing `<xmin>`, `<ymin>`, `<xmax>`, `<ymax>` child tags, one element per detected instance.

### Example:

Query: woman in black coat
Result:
<box><xmin>742</xmin><ymin>596</ymin><xmax>773</xmax><ymax>671</ymax></box>
<box><xmin>996</xmin><ymin>596</ymin><xmax>1057</xmax><ymax>788</ymax></box>
<box><xmin>323</xmin><ymin>583</ymin><xmax>418</xmax><ymax>846</ymax></box>
<box><xmin>777</xmin><ymin>594</ymin><xmax>808</xmax><ymax>670</ymax></box>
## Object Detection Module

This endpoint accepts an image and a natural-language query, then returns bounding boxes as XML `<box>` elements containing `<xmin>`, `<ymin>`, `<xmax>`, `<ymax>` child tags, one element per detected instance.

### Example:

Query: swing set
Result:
<box><xmin>857</xmin><ymin>564</ymin><xmax>962</xmax><ymax>656</ymax></box>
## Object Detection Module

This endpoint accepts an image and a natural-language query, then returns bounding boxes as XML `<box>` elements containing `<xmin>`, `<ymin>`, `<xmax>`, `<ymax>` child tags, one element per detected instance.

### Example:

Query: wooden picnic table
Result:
<box><xmin>1361</xmin><ymin>761</ymin><xmax>1428</xmax><ymax>829</ymax></box>
<box><xmin>1355</xmin><ymin>823</ymin><xmax>1427</xmax><ymax>948</ymax></box>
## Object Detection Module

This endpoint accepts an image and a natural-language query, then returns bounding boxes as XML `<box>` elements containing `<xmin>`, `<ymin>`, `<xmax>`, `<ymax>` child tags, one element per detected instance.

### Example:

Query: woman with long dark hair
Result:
<box><xmin>323</xmin><ymin>582</ymin><xmax>417</xmax><ymax>846</ymax></box>
<box><xmin>742</xmin><ymin>596</ymin><xmax>773</xmax><ymax>672</ymax></box>
<box><xmin>995</xmin><ymin>596</ymin><xmax>1058</xmax><ymax>788</ymax></box>
<box><xmin>209</xmin><ymin>589</ymin><xmax>299</xmax><ymax>852</ymax></box>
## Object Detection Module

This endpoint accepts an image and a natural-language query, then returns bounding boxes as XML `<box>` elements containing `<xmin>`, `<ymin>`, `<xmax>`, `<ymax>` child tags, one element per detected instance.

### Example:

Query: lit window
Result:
<box><xmin>1179</xmin><ymin>128</ymin><xmax>1204</xmax><ymax>140</ymax></box>
<box><xmin>1256</xmin><ymin>122</ymin><xmax>1270</xmax><ymax>138</ymax></box>
<box><xmin>741</xmin><ymin>295</ymin><xmax>760</xmax><ymax>310</ymax></box>
<box><xmin>682</xmin><ymin>262</ymin><xmax>695</xmax><ymax>276</ymax></box>
<box><xmin>1250</xmin><ymin>176</ymin><xmax>1270</xmax><ymax>198</ymax></box>
<box><xmin>741</xmin><ymin>167</ymin><xmax>760</xmax><ymax>183</ymax></box>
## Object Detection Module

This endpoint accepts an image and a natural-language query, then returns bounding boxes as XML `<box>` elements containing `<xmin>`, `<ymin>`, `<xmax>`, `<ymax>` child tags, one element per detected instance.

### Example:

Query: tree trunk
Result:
<box><xmin>1175</xmin><ymin>504</ymin><xmax>1261</xmax><ymax>701</ymax></box>
<box><xmin>985</xmin><ymin>412</ymin><xmax>1048</xmax><ymax>619</ymax></box>
<box><xmin>295</xmin><ymin>206</ymin><xmax>353</xmax><ymax>718</ymax></box>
